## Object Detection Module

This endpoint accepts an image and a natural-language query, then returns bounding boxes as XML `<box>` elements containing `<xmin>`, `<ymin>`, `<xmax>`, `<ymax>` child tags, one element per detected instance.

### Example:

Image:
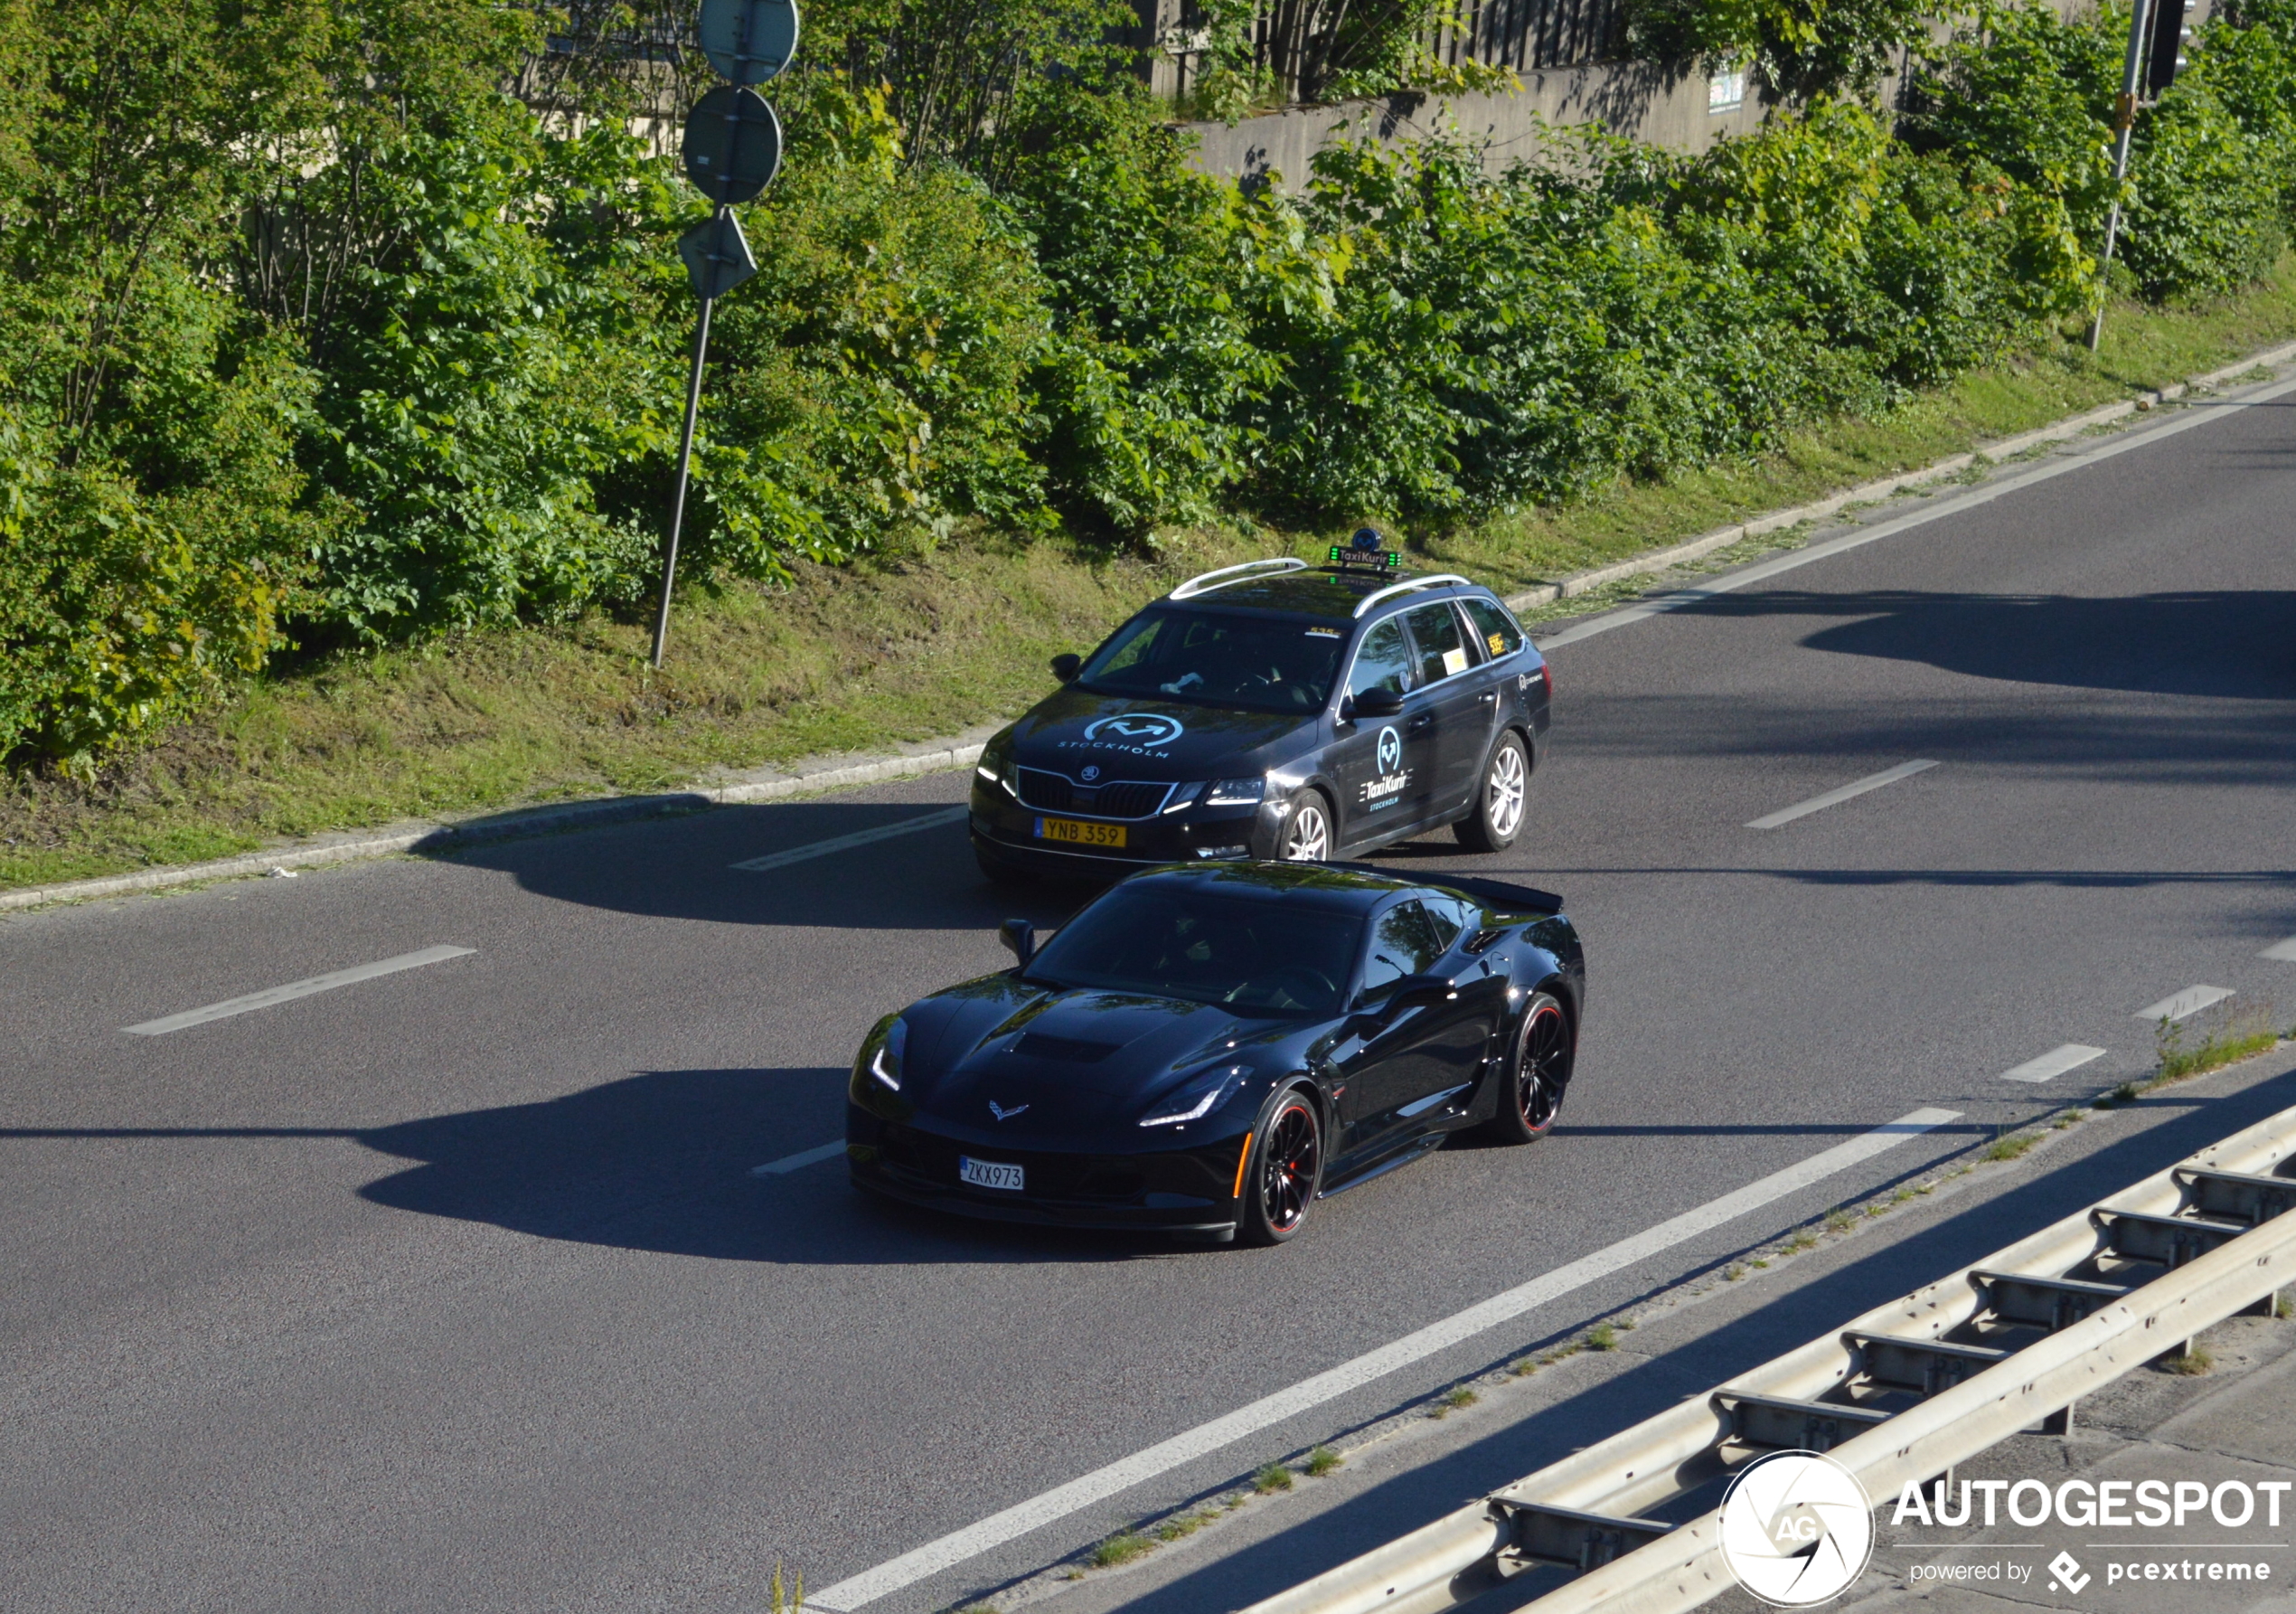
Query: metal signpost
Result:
<box><xmin>2088</xmin><ymin>0</ymin><xmax>2193</xmax><ymax>352</ymax></box>
<box><xmin>651</xmin><ymin>0</ymin><xmax>800</xmax><ymax>669</ymax></box>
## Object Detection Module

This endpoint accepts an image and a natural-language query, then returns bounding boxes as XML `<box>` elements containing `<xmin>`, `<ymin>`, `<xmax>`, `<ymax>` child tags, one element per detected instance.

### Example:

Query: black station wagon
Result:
<box><xmin>969</xmin><ymin>541</ymin><xmax>1553</xmax><ymax>883</ymax></box>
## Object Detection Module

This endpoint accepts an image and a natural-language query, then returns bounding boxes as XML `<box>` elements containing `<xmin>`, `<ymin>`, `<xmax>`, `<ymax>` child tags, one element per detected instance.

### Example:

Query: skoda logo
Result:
<box><xmin>1717</xmin><ymin>1449</ymin><xmax>1874</xmax><ymax>1607</ymax></box>
<box><xmin>1377</xmin><ymin>725</ymin><xmax>1402</xmax><ymax>775</ymax></box>
<box><xmin>1083</xmin><ymin>713</ymin><xmax>1184</xmax><ymax>748</ymax></box>
<box><xmin>1080</xmin><ymin>765</ymin><xmax>1100</xmax><ymax>781</ymax></box>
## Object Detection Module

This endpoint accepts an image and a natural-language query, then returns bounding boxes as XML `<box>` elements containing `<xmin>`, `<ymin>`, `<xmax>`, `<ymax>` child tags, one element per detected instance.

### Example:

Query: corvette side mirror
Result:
<box><xmin>999</xmin><ymin>918</ymin><xmax>1035</xmax><ymax>967</ymax></box>
<box><xmin>1049</xmin><ymin>653</ymin><xmax>1082</xmax><ymax>683</ymax></box>
<box><xmin>1353</xmin><ymin>686</ymin><xmax>1405</xmax><ymax>719</ymax></box>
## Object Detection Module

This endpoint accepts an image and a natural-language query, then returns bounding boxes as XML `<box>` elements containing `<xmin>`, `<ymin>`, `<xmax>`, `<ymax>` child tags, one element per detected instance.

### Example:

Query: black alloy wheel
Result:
<box><xmin>1487</xmin><ymin>991</ymin><xmax>1570</xmax><ymax>1144</ymax></box>
<box><xmin>1454</xmin><ymin>731</ymin><xmax>1529</xmax><ymax>853</ymax></box>
<box><xmin>1241</xmin><ymin>1092</ymin><xmax>1322</xmax><ymax>1245</ymax></box>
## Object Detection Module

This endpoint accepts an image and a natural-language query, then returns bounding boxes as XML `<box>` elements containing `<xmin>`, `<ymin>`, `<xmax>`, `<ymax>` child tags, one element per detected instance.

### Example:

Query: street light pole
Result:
<box><xmin>2089</xmin><ymin>0</ymin><xmax>2157</xmax><ymax>353</ymax></box>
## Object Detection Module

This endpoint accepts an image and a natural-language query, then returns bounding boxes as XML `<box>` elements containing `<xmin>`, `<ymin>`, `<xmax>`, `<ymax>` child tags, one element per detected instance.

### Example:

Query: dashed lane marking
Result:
<box><xmin>2137</xmin><ymin>986</ymin><xmax>2235</xmax><ymax>1023</ymax></box>
<box><xmin>2263</xmin><ymin>937</ymin><xmax>2296</xmax><ymax>963</ymax></box>
<box><xmin>122</xmin><ymin>945</ymin><xmax>476</xmax><ymax>1035</ymax></box>
<box><xmin>729</xmin><ymin>806</ymin><xmax>970</xmax><ymax>873</ymax></box>
<box><xmin>1999</xmin><ymin>1044</ymin><xmax>2107</xmax><ymax>1084</ymax></box>
<box><xmin>1746</xmin><ymin>760</ymin><xmax>1939</xmax><ymax>830</ymax></box>
<box><xmin>749</xmin><ymin>1141</ymin><xmax>844</xmax><ymax>1176</ymax></box>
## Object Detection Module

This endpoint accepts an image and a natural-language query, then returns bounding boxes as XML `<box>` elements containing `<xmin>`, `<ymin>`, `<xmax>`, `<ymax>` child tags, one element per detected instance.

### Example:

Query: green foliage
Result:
<box><xmin>1629</xmin><ymin>0</ymin><xmax>1933</xmax><ymax>103</ymax></box>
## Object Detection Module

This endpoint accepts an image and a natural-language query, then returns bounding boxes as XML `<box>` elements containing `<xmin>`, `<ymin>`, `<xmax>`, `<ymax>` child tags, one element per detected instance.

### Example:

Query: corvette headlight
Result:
<box><xmin>861</xmin><ymin>1015</ymin><xmax>908</xmax><ymax>1091</ymax></box>
<box><xmin>1140</xmin><ymin>1064</ymin><xmax>1245</xmax><ymax>1128</ymax></box>
<box><xmin>1204</xmin><ymin>777</ymin><xmax>1266</xmax><ymax>808</ymax></box>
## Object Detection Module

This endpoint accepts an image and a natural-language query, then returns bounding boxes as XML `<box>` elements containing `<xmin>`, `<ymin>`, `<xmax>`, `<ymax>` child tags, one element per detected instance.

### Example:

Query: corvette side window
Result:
<box><xmin>1346</xmin><ymin>618</ymin><xmax>1415</xmax><ymax>701</ymax></box>
<box><xmin>1421</xmin><ymin>896</ymin><xmax>1471</xmax><ymax>953</ymax></box>
<box><xmin>1462</xmin><ymin>597</ymin><xmax>1525</xmax><ymax>662</ymax></box>
<box><xmin>1404</xmin><ymin>601</ymin><xmax>1471</xmax><ymax>685</ymax></box>
<box><xmin>1358</xmin><ymin>901</ymin><xmax>1442</xmax><ymax>1003</ymax></box>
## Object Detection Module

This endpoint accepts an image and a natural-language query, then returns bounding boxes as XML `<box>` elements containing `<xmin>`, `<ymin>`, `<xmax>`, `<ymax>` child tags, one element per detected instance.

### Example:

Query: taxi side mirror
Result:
<box><xmin>1352</xmin><ymin>686</ymin><xmax>1405</xmax><ymax>719</ymax></box>
<box><xmin>1050</xmin><ymin>653</ymin><xmax>1082</xmax><ymax>683</ymax></box>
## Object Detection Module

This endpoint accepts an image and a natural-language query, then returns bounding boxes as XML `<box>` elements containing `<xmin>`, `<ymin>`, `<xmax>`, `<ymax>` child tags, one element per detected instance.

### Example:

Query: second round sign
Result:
<box><xmin>682</xmin><ymin>87</ymin><xmax>783</xmax><ymax>207</ymax></box>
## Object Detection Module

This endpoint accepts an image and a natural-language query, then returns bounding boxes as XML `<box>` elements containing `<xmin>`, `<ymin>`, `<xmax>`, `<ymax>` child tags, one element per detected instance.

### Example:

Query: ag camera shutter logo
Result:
<box><xmin>1718</xmin><ymin>1449</ymin><xmax>1876</xmax><ymax>1606</ymax></box>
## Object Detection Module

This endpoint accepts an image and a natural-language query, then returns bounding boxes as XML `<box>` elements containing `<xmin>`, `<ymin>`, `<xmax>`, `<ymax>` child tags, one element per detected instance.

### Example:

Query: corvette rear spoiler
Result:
<box><xmin>1326</xmin><ymin>863</ymin><xmax>1564</xmax><ymax>917</ymax></box>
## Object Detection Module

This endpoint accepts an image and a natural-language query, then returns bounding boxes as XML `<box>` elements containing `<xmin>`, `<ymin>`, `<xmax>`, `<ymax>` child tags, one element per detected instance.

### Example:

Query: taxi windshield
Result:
<box><xmin>1077</xmin><ymin>609</ymin><xmax>1344</xmax><ymax>714</ymax></box>
<box><xmin>1027</xmin><ymin>889</ymin><xmax>1362</xmax><ymax>1016</ymax></box>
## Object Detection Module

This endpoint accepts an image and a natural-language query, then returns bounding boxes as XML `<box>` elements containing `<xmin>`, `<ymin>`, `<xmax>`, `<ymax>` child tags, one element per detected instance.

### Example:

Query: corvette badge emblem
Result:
<box><xmin>989</xmin><ymin>1100</ymin><xmax>1030</xmax><ymax>1121</ymax></box>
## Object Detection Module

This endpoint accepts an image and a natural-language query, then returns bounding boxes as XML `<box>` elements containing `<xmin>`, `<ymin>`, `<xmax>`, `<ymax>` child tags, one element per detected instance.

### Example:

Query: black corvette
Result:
<box><xmin>846</xmin><ymin>861</ymin><xmax>1585</xmax><ymax>1244</ymax></box>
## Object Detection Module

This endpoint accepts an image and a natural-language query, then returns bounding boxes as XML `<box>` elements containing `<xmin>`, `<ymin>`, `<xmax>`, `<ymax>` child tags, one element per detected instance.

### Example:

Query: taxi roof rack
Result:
<box><xmin>1168</xmin><ymin>557</ymin><xmax>1308</xmax><ymax>600</ymax></box>
<box><xmin>1352</xmin><ymin>573</ymin><xmax>1469</xmax><ymax>618</ymax></box>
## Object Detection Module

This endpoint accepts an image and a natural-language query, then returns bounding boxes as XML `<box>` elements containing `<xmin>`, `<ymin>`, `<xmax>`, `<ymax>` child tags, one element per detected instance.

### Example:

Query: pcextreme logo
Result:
<box><xmin>1718</xmin><ymin>1449</ymin><xmax>1877</xmax><ymax>1607</ymax></box>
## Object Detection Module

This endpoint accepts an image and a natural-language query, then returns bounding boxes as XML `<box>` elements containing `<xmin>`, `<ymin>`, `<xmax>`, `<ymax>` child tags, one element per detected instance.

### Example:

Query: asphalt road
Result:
<box><xmin>4</xmin><ymin>380</ymin><xmax>2293</xmax><ymax>1614</ymax></box>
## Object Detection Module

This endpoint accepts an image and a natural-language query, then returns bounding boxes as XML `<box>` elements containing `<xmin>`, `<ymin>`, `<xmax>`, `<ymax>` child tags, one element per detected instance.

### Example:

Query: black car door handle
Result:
<box><xmin>1476</xmin><ymin>690</ymin><xmax>1496</xmax><ymax>705</ymax></box>
<box><xmin>1406</xmin><ymin>714</ymin><xmax>1435</xmax><ymax>735</ymax></box>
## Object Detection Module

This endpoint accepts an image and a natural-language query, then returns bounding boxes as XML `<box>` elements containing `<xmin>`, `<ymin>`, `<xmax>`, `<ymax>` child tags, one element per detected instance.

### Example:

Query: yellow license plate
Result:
<box><xmin>1035</xmin><ymin>816</ymin><xmax>1125</xmax><ymax>848</ymax></box>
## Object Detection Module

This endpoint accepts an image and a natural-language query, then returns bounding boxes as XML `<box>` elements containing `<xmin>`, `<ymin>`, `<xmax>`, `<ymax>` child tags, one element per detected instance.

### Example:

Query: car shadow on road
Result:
<box><xmin>350</xmin><ymin>1065</ymin><xmax>1181</xmax><ymax>1267</ymax></box>
<box><xmin>1682</xmin><ymin>589</ymin><xmax>2296</xmax><ymax>702</ymax></box>
<box><xmin>1049</xmin><ymin>1059</ymin><xmax>2296</xmax><ymax>1614</ymax></box>
<box><xmin>430</xmin><ymin>798</ymin><xmax>1097</xmax><ymax>932</ymax></box>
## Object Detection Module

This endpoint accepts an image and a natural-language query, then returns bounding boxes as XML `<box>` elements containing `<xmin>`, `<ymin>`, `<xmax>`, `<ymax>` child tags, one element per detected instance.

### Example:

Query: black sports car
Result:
<box><xmin>968</xmin><ymin>536</ymin><xmax>1553</xmax><ymax>884</ymax></box>
<box><xmin>845</xmin><ymin>861</ymin><xmax>1585</xmax><ymax>1244</ymax></box>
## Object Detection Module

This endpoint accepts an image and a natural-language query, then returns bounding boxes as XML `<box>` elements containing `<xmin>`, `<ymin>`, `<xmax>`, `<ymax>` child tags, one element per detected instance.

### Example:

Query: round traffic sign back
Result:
<box><xmin>698</xmin><ymin>0</ymin><xmax>799</xmax><ymax>85</ymax></box>
<box><xmin>682</xmin><ymin>87</ymin><xmax>783</xmax><ymax>206</ymax></box>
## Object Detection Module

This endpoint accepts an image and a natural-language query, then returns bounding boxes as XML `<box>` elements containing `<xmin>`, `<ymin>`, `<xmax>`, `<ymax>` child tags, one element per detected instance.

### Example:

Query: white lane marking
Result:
<box><xmin>2137</xmin><ymin>985</ymin><xmax>2235</xmax><ymax>1023</ymax></box>
<box><xmin>729</xmin><ymin>806</ymin><xmax>969</xmax><ymax>873</ymax></box>
<box><xmin>2263</xmin><ymin>937</ymin><xmax>2296</xmax><ymax>963</ymax></box>
<box><xmin>1534</xmin><ymin>373</ymin><xmax>2296</xmax><ymax>653</ymax></box>
<box><xmin>749</xmin><ymin>1141</ymin><xmax>844</xmax><ymax>1176</ymax></box>
<box><xmin>122</xmin><ymin>946</ymin><xmax>476</xmax><ymax>1035</ymax></box>
<box><xmin>805</xmin><ymin>1106</ymin><xmax>1961</xmax><ymax>1610</ymax></box>
<box><xmin>1745</xmin><ymin>760</ymin><xmax>1939</xmax><ymax>830</ymax></box>
<box><xmin>1999</xmin><ymin>1044</ymin><xmax>2107</xmax><ymax>1084</ymax></box>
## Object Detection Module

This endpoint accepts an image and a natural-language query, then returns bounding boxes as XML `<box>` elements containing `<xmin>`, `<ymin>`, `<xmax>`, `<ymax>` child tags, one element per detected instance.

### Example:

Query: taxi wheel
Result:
<box><xmin>1278</xmin><ymin>790</ymin><xmax>1333</xmax><ymax>862</ymax></box>
<box><xmin>1487</xmin><ymin>992</ymin><xmax>1571</xmax><ymax>1144</ymax></box>
<box><xmin>1454</xmin><ymin>732</ymin><xmax>1529</xmax><ymax>853</ymax></box>
<box><xmin>1240</xmin><ymin>1091</ymin><xmax>1323</xmax><ymax>1246</ymax></box>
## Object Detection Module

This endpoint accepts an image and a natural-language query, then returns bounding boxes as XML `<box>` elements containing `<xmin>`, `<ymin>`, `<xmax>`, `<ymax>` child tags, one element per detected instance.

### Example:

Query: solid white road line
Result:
<box><xmin>749</xmin><ymin>1141</ymin><xmax>844</xmax><ymax>1177</ymax></box>
<box><xmin>122</xmin><ymin>945</ymin><xmax>476</xmax><ymax>1035</ymax></box>
<box><xmin>728</xmin><ymin>806</ymin><xmax>970</xmax><ymax>873</ymax></box>
<box><xmin>2263</xmin><ymin>937</ymin><xmax>2296</xmax><ymax>963</ymax></box>
<box><xmin>805</xmin><ymin>1106</ymin><xmax>1962</xmax><ymax>1610</ymax></box>
<box><xmin>1534</xmin><ymin>372</ymin><xmax>2296</xmax><ymax>654</ymax></box>
<box><xmin>1999</xmin><ymin>1044</ymin><xmax>2107</xmax><ymax>1084</ymax></box>
<box><xmin>1746</xmin><ymin>760</ymin><xmax>1939</xmax><ymax>830</ymax></box>
<box><xmin>2136</xmin><ymin>985</ymin><xmax>2235</xmax><ymax>1023</ymax></box>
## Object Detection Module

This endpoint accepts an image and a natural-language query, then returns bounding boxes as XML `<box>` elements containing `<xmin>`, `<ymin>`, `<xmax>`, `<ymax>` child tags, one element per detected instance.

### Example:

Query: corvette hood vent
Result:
<box><xmin>1012</xmin><ymin>1032</ymin><xmax>1122</xmax><ymax>1063</ymax></box>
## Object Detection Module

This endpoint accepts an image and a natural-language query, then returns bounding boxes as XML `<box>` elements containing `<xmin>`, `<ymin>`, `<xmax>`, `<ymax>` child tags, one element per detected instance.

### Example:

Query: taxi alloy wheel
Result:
<box><xmin>1281</xmin><ymin>791</ymin><xmax>1331</xmax><ymax>862</ymax></box>
<box><xmin>1487</xmin><ymin>991</ymin><xmax>1570</xmax><ymax>1144</ymax></box>
<box><xmin>1454</xmin><ymin>733</ymin><xmax>1529</xmax><ymax>853</ymax></box>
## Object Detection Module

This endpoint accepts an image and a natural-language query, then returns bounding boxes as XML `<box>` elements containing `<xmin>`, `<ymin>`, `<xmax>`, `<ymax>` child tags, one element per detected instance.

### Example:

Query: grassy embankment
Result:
<box><xmin>5</xmin><ymin>262</ymin><xmax>2295</xmax><ymax>894</ymax></box>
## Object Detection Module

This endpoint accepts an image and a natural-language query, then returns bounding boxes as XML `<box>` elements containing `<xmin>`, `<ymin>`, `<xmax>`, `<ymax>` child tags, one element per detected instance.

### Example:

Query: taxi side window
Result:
<box><xmin>1347</xmin><ymin>617</ymin><xmax>1415</xmax><ymax>700</ymax></box>
<box><xmin>1404</xmin><ymin>601</ymin><xmax>1471</xmax><ymax>685</ymax></box>
<box><xmin>1462</xmin><ymin>596</ymin><xmax>1525</xmax><ymax>662</ymax></box>
<box><xmin>1357</xmin><ymin>901</ymin><xmax>1444</xmax><ymax>1003</ymax></box>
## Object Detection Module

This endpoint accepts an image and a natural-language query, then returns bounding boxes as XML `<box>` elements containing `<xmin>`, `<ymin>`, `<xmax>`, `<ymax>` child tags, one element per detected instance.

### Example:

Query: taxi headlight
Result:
<box><xmin>1204</xmin><ymin>777</ymin><xmax>1266</xmax><ymax>808</ymax></box>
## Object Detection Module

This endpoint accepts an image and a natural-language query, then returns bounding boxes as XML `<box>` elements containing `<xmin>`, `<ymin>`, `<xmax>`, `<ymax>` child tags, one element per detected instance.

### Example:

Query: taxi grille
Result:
<box><xmin>1016</xmin><ymin>769</ymin><xmax>1172</xmax><ymax>820</ymax></box>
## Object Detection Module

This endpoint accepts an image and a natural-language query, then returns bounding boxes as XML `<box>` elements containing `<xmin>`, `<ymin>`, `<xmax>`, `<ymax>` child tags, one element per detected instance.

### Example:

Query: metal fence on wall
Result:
<box><xmin>1139</xmin><ymin>0</ymin><xmax>1629</xmax><ymax>105</ymax></box>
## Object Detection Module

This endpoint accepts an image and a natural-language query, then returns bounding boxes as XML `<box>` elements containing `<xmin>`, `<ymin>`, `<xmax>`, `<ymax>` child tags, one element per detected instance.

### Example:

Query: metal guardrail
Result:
<box><xmin>1245</xmin><ymin>1103</ymin><xmax>2296</xmax><ymax>1614</ymax></box>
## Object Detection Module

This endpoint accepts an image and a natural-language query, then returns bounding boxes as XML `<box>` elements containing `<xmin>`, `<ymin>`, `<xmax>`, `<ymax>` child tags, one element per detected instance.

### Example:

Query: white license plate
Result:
<box><xmin>959</xmin><ymin>1156</ymin><xmax>1025</xmax><ymax>1192</ymax></box>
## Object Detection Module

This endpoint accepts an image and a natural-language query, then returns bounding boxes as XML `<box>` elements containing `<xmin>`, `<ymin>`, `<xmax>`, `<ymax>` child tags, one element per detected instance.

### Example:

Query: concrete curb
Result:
<box><xmin>1499</xmin><ymin>336</ymin><xmax>2296</xmax><ymax>615</ymax></box>
<box><xmin>8</xmin><ymin>335</ymin><xmax>2293</xmax><ymax>917</ymax></box>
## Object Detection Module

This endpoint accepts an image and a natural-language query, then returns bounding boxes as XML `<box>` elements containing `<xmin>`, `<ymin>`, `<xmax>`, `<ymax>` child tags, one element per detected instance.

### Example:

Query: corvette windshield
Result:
<box><xmin>1029</xmin><ymin>891</ymin><xmax>1361</xmax><ymax>1016</ymax></box>
<box><xmin>1077</xmin><ymin>609</ymin><xmax>1344</xmax><ymax>714</ymax></box>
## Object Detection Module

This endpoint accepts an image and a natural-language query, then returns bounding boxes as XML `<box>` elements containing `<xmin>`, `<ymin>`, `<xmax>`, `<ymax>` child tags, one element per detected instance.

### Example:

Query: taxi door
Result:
<box><xmin>1399</xmin><ymin>599</ymin><xmax>1497</xmax><ymax>823</ymax></box>
<box><xmin>1329</xmin><ymin>614</ymin><xmax>1441</xmax><ymax>849</ymax></box>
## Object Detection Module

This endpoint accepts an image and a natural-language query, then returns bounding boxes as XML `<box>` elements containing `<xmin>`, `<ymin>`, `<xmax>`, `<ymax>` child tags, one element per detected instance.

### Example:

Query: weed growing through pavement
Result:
<box><xmin>1254</xmin><ymin>1462</ymin><xmax>1294</xmax><ymax>1494</ymax></box>
<box><xmin>1983</xmin><ymin>1128</ymin><xmax>2041</xmax><ymax>1163</ymax></box>
<box><xmin>1155</xmin><ymin>1510</ymin><xmax>1221</xmax><ymax>1543</ymax></box>
<box><xmin>2278</xmin><ymin>1296</ymin><xmax>2293</xmax><ymax>1321</ymax></box>
<box><xmin>1429</xmin><ymin>1387</ymin><xmax>1479</xmax><ymax>1419</ymax></box>
<box><xmin>1303</xmin><ymin>1445</ymin><xmax>1342</xmax><ymax>1476</ymax></box>
<box><xmin>2154</xmin><ymin>1001</ymin><xmax>2282</xmax><ymax>1087</ymax></box>
<box><xmin>1724</xmin><ymin>1263</ymin><xmax>1746</xmax><ymax>1281</ymax></box>
<box><xmin>767</xmin><ymin>1564</ymin><xmax>805</xmax><ymax>1613</ymax></box>
<box><xmin>1585</xmin><ymin>1323</ymin><xmax>1618</xmax><ymax>1352</ymax></box>
<box><xmin>1091</xmin><ymin>1532</ymin><xmax>1155</xmax><ymax>1568</ymax></box>
<box><xmin>2164</xmin><ymin>1346</ymin><xmax>2216</xmax><ymax>1376</ymax></box>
